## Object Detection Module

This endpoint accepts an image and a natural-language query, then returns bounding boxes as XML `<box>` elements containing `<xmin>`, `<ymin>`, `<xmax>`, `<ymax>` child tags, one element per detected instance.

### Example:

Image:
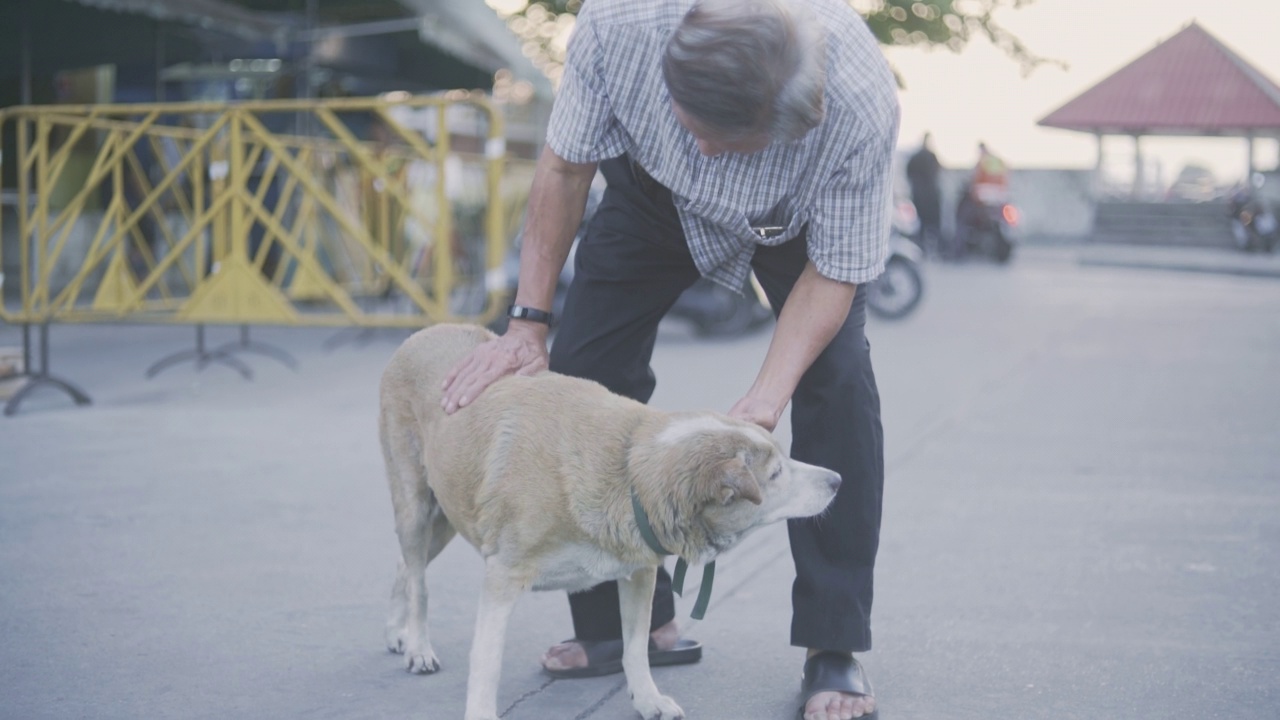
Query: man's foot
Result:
<box><xmin>541</xmin><ymin>619</ymin><xmax>684</xmax><ymax>673</ymax></box>
<box><xmin>800</xmin><ymin>650</ymin><xmax>877</xmax><ymax>720</ymax></box>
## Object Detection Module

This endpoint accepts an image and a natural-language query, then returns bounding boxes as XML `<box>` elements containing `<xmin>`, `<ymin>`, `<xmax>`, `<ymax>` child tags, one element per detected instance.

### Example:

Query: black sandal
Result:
<box><xmin>542</xmin><ymin>637</ymin><xmax>702</xmax><ymax>679</ymax></box>
<box><xmin>797</xmin><ymin>651</ymin><xmax>878</xmax><ymax>719</ymax></box>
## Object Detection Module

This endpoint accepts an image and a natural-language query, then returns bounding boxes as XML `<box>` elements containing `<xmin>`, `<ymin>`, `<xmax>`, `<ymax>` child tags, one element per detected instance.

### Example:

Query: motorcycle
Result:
<box><xmin>1229</xmin><ymin>174</ymin><xmax>1278</xmax><ymax>253</ymax></box>
<box><xmin>867</xmin><ymin>232</ymin><xmax>925</xmax><ymax>320</ymax></box>
<box><xmin>862</xmin><ymin>197</ymin><xmax>925</xmax><ymax>320</ymax></box>
<box><xmin>952</xmin><ymin>183</ymin><xmax>1017</xmax><ymax>263</ymax></box>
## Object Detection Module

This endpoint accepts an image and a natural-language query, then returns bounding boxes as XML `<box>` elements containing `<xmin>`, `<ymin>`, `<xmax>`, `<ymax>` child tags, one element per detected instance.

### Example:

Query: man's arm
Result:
<box><xmin>440</xmin><ymin>148</ymin><xmax>597</xmax><ymax>413</ymax></box>
<box><xmin>727</xmin><ymin>261</ymin><xmax>856</xmax><ymax>432</ymax></box>
<box><xmin>730</xmin><ymin>109</ymin><xmax>896</xmax><ymax>429</ymax></box>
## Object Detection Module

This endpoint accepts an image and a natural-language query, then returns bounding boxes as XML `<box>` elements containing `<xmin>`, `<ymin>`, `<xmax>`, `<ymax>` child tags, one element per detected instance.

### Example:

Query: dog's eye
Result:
<box><xmin>768</xmin><ymin>466</ymin><xmax>782</xmax><ymax>482</ymax></box>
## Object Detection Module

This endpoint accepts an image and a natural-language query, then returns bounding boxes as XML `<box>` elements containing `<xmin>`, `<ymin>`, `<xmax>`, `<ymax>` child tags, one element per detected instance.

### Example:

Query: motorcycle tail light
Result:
<box><xmin>1002</xmin><ymin>204</ymin><xmax>1020</xmax><ymax>227</ymax></box>
<box><xmin>896</xmin><ymin>201</ymin><xmax>917</xmax><ymax>224</ymax></box>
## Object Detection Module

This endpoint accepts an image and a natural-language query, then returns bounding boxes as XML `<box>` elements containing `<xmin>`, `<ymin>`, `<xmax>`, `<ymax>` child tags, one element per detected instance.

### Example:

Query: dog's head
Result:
<box><xmin>631</xmin><ymin>413</ymin><xmax>841</xmax><ymax>563</ymax></box>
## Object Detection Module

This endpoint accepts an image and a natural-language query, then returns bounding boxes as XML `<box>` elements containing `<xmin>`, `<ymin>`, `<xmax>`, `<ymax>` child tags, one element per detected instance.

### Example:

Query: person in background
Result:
<box><xmin>440</xmin><ymin>1</ymin><xmax>897</xmax><ymax>717</ymax></box>
<box><xmin>952</xmin><ymin>141</ymin><xmax>1010</xmax><ymax>258</ymax></box>
<box><xmin>971</xmin><ymin>141</ymin><xmax>1009</xmax><ymax>205</ymax></box>
<box><xmin>905</xmin><ymin>132</ymin><xmax>942</xmax><ymax>256</ymax></box>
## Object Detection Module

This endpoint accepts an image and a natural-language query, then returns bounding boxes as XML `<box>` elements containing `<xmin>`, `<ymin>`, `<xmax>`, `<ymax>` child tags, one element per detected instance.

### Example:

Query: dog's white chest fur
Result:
<box><xmin>529</xmin><ymin>542</ymin><xmax>647</xmax><ymax>592</ymax></box>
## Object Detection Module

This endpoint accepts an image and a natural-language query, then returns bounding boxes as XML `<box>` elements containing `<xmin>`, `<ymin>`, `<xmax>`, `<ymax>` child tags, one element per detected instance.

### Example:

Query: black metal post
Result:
<box><xmin>20</xmin><ymin>0</ymin><xmax>32</xmax><ymax>105</ymax></box>
<box><xmin>22</xmin><ymin>323</ymin><xmax>32</xmax><ymax>379</ymax></box>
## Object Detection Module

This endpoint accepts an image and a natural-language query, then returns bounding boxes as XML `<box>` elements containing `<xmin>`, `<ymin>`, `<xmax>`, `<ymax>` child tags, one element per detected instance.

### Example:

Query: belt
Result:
<box><xmin>629</xmin><ymin>157</ymin><xmax>661</xmax><ymax>197</ymax></box>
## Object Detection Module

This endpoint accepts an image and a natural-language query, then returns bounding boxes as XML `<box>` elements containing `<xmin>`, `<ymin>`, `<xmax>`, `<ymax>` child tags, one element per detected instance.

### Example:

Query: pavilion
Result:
<box><xmin>1039</xmin><ymin>22</ymin><xmax>1280</xmax><ymax>197</ymax></box>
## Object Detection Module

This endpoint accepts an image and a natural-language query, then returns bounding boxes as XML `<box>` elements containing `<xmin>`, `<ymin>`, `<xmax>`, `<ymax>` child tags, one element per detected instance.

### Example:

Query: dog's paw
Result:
<box><xmin>632</xmin><ymin>693</ymin><xmax>684</xmax><ymax>720</ymax></box>
<box><xmin>386</xmin><ymin>630</ymin><xmax>408</xmax><ymax>654</ymax></box>
<box><xmin>405</xmin><ymin>651</ymin><xmax>441</xmax><ymax>674</ymax></box>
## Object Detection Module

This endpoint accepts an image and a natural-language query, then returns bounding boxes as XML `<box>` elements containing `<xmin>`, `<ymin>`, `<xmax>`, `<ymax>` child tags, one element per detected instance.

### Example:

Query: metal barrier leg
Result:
<box><xmin>212</xmin><ymin>325</ymin><xmax>299</xmax><ymax>371</ymax></box>
<box><xmin>321</xmin><ymin>325</ymin><xmax>414</xmax><ymax>351</ymax></box>
<box><xmin>3</xmin><ymin>324</ymin><xmax>93</xmax><ymax>417</ymax></box>
<box><xmin>322</xmin><ymin>296</ymin><xmax>413</xmax><ymax>351</ymax></box>
<box><xmin>322</xmin><ymin>326</ymin><xmax>377</xmax><ymax>350</ymax></box>
<box><xmin>145</xmin><ymin>325</ymin><xmax>254</xmax><ymax>380</ymax></box>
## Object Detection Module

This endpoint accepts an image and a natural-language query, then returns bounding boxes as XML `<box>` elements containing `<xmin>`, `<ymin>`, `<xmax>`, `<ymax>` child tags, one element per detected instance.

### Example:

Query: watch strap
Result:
<box><xmin>507</xmin><ymin>304</ymin><xmax>554</xmax><ymax>326</ymax></box>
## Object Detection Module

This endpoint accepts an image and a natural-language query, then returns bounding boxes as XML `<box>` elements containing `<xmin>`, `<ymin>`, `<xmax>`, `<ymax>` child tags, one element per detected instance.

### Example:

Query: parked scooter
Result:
<box><xmin>952</xmin><ymin>182</ymin><xmax>1017</xmax><ymax>263</ymax></box>
<box><xmin>1229</xmin><ymin>174</ymin><xmax>1278</xmax><ymax>253</ymax></box>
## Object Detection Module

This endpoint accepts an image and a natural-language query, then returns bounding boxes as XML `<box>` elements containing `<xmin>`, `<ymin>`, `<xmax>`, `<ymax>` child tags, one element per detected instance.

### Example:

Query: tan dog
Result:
<box><xmin>379</xmin><ymin>323</ymin><xmax>841</xmax><ymax>720</ymax></box>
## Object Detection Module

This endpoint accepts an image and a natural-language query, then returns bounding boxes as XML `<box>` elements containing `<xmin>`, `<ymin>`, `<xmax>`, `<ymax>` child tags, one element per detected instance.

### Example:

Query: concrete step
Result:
<box><xmin>1091</xmin><ymin>201</ymin><xmax>1235</xmax><ymax>248</ymax></box>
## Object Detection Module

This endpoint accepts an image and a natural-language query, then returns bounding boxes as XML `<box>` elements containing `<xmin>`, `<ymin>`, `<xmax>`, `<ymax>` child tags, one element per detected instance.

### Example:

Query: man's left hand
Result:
<box><xmin>728</xmin><ymin>395</ymin><xmax>783</xmax><ymax>432</ymax></box>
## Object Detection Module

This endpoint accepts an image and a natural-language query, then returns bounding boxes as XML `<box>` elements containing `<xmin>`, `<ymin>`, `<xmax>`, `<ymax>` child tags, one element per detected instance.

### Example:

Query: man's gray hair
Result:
<box><xmin>662</xmin><ymin>0</ymin><xmax>826</xmax><ymax>142</ymax></box>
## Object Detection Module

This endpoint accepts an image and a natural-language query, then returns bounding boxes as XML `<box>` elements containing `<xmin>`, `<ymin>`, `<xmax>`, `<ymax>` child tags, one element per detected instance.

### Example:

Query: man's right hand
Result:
<box><xmin>440</xmin><ymin>321</ymin><xmax>549</xmax><ymax>414</ymax></box>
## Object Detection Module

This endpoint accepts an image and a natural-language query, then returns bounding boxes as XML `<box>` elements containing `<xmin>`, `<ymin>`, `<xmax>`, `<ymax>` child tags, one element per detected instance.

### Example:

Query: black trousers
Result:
<box><xmin>549</xmin><ymin>155</ymin><xmax>885</xmax><ymax>653</ymax></box>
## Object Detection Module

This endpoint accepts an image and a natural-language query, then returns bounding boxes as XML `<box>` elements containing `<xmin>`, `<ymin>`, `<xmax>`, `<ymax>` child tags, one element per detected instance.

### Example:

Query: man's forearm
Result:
<box><xmin>513</xmin><ymin>149</ymin><xmax>597</xmax><ymax>316</ymax></box>
<box><xmin>746</xmin><ymin>262</ymin><xmax>857</xmax><ymax>419</ymax></box>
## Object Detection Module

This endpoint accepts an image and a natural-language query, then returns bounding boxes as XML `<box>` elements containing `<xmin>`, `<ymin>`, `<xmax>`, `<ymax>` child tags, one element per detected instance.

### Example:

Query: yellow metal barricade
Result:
<box><xmin>0</xmin><ymin>96</ymin><xmax>528</xmax><ymax>329</ymax></box>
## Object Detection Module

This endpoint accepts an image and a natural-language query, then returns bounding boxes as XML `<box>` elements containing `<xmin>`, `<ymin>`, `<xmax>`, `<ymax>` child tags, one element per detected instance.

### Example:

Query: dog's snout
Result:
<box><xmin>826</xmin><ymin>471</ymin><xmax>842</xmax><ymax>494</ymax></box>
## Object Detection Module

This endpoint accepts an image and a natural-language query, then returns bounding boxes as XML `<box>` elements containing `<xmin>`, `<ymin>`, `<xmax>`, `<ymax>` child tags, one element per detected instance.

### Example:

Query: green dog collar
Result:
<box><xmin>631</xmin><ymin>490</ymin><xmax>716</xmax><ymax>620</ymax></box>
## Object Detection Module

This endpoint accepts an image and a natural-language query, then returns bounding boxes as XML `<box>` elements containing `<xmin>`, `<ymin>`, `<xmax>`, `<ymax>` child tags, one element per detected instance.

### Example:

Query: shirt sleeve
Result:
<box><xmin>806</xmin><ymin>121</ymin><xmax>899</xmax><ymax>285</ymax></box>
<box><xmin>545</xmin><ymin>7</ymin><xmax>629</xmax><ymax>163</ymax></box>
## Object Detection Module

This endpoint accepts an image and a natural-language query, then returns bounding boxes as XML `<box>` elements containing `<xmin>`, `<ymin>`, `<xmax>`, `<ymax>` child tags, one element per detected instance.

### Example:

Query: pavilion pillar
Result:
<box><xmin>1093</xmin><ymin>132</ymin><xmax>1105</xmax><ymax>199</ymax></box>
<box><xmin>1245</xmin><ymin>134</ymin><xmax>1256</xmax><ymax>178</ymax></box>
<box><xmin>1131</xmin><ymin>134</ymin><xmax>1145</xmax><ymax>199</ymax></box>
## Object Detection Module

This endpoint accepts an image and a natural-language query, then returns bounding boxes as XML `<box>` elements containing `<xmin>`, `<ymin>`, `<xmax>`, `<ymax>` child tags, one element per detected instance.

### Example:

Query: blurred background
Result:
<box><xmin>2</xmin><ymin>3</ymin><xmax>1279</xmax><ymax>719</ymax></box>
<box><xmin>2</xmin><ymin>0</ymin><xmax>1279</xmax><ymax>331</ymax></box>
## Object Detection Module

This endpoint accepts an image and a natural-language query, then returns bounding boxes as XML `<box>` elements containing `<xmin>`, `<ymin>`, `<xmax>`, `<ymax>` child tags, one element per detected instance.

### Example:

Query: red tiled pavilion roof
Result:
<box><xmin>1038</xmin><ymin>22</ymin><xmax>1280</xmax><ymax>137</ymax></box>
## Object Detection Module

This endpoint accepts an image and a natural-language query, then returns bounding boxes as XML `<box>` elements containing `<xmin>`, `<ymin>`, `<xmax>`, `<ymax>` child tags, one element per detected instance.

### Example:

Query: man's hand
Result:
<box><xmin>729</xmin><ymin>261</ymin><xmax>857</xmax><ymax>434</ymax></box>
<box><xmin>436</xmin><ymin>147</ymin><xmax>594</xmax><ymax>414</ymax></box>
<box><xmin>728</xmin><ymin>395</ymin><xmax>784</xmax><ymax>433</ymax></box>
<box><xmin>440</xmin><ymin>322</ymin><xmax>549</xmax><ymax>413</ymax></box>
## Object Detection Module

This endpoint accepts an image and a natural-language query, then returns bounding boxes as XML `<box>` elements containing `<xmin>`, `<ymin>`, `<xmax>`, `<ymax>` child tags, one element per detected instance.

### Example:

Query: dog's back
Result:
<box><xmin>379</xmin><ymin>323</ymin><xmax>645</xmax><ymax>554</ymax></box>
<box><xmin>380</xmin><ymin>323</ymin><xmax>494</xmax><ymax>425</ymax></box>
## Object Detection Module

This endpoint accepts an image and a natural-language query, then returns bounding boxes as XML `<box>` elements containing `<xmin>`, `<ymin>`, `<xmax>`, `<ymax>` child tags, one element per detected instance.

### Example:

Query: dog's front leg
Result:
<box><xmin>618</xmin><ymin>567</ymin><xmax>684</xmax><ymax>720</ymax></box>
<box><xmin>464</xmin><ymin>556</ymin><xmax>523</xmax><ymax>720</ymax></box>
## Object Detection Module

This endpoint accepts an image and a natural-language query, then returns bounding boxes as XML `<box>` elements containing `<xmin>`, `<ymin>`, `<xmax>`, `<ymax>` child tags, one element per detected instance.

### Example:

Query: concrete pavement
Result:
<box><xmin>3</xmin><ymin>248</ymin><xmax>1279</xmax><ymax>719</ymax></box>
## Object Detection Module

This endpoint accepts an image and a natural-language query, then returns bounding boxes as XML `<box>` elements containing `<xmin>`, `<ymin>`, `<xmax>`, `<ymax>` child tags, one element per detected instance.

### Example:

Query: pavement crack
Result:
<box><xmin>571</xmin><ymin>680</ymin><xmax>627</xmax><ymax>720</ymax></box>
<box><xmin>499</xmin><ymin>676</ymin><xmax>558</xmax><ymax>718</ymax></box>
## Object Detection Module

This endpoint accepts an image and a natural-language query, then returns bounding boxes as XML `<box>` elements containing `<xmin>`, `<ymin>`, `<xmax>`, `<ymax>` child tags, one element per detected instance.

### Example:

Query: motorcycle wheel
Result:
<box><xmin>1231</xmin><ymin>220</ymin><xmax>1251</xmax><ymax>251</ymax></box>
<box><xmin>867</xmin><ymin>256</ymin><xmax>923</xmax><ymax>320</ymax></box>
<box><xmin>993</xmin><ymin>235</ymin><xmax>1014</xmax><ymax>264</ymax></box>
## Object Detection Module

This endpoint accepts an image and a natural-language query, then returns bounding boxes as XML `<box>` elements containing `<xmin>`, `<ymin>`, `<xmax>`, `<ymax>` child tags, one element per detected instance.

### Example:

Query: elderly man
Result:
<box><xmin>441</xmin><ymin>1</ymin><xmax>897</xmax><ymax>717</ymax></box>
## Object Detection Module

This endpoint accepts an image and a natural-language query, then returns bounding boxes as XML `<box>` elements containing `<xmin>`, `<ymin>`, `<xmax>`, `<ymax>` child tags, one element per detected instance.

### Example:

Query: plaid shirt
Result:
<box><xmin>547</xmin><ymin>0</ymin><xmax>900</xmax><ymax>289</ymax></box>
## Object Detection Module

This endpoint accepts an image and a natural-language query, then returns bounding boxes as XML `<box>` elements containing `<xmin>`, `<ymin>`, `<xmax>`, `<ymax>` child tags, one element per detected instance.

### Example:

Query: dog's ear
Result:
<box><xmin>717</xmin><ymin>456</ymin><xmax>763</xmax><ymax>506</ymax></box>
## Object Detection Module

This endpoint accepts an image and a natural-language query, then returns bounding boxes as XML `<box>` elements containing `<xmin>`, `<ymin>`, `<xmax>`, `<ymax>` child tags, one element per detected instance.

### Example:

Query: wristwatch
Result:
<box><xmin>507</xmin><ymin>304</ymin><xmax>554</xmax><ymax>326</ymax></box>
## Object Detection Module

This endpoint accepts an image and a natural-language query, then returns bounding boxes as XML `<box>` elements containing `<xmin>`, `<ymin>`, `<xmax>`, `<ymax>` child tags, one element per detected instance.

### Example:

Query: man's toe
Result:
<box><xmin>540</xmin><ymin>642</ymin><xmax>586</xmax><ymax>670</ymax></box>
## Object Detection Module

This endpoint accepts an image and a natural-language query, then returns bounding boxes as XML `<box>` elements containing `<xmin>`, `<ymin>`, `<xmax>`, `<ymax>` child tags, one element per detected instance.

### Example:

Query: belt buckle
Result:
<box><xmin>630</xmin><ymin>158</ymin><xmax>658</xmax><ymax>194</ymax></box>
<box><xmin>751</xmin><ymin>225</ymin><xmax>785</xmax><ymax>240</ymax></box>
